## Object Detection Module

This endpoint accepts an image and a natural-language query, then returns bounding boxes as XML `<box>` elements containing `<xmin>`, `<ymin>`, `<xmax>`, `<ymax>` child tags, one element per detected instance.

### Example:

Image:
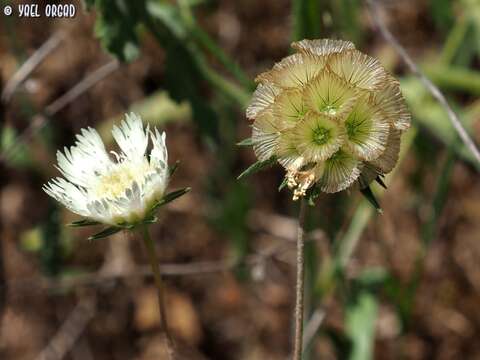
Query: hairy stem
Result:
<box><xmin>293</xmin><ymin>199</ymin><xmax>307</xmax><ymax>360</ymax></box>
<box><xmin>141</xmin><ymin>226</ymin><xmax>175</xmax><ymax>359</ymax></box>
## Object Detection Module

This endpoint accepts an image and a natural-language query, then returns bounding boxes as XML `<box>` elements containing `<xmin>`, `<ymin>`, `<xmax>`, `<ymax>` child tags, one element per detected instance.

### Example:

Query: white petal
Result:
<box><xmin>150</xmin><ymin>129</ymin><xmax>168</xmax><ymax>170</ymax></box>
<box><xmin>56</xmin><ymin>127</ymin><xmax>112</xmax><ymax>188</ymax></box>
<box><xmin>43</xmin><ymin>178</ymin><xmax>90</xmax><ymax>217</ymax></box>
<box><xmin>86</xmin><ymin>199</ymin><xmax>115</xmax><ymax>224</ymax></box>
<box><xmin>149</xmin><ymin>129</ymin><xmax>169</xmax><ymax>196</ymax></box>
<box><xmin>143</xmin><ymin>170</ymin><xmax>168</xmax><ymax>203</ymax></box>
<box><xmin>112</xmin><ymin>113</ymin><xmax>149</xmax><ymax>162</ymax></box>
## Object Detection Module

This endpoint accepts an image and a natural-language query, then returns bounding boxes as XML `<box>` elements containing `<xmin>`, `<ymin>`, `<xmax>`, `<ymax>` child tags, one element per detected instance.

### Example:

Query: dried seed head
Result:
<box><xmin>245</xmin><ymin>39</ymin><xmax>411</xmax><ymax>200</ymax></box>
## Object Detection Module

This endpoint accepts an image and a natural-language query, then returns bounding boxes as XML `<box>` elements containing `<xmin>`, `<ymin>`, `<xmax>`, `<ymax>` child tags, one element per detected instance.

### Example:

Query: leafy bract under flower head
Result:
<box><xmin>244</xmin><ymin>39</ymin><xmax>411</xmax><ymax>201</ymax></box>
<box><xmin>44</xmin><ymin>113</ymin><xmax>187</xmax><ymax>232</ymax></box>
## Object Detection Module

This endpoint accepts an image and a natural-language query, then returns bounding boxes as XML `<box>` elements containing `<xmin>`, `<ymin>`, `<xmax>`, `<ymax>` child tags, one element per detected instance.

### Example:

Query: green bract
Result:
<box><xmin>245</xmin><ymin>39</ymin><xmax>411</xmax><ymax>201</ymax></box>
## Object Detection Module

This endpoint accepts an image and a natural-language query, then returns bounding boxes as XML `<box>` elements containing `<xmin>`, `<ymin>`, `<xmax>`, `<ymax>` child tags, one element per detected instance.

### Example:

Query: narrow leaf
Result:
<box><xmin>306</xmin><ymin>186</ymin><xmax>320</xmax><ymax>206</ymax></box>
<box><xmin>68</xmin><ymin>219</ymin><xmax>100</xmax><ymax>227</ymax></box>
<box><xmin>375</xmin><ymin>176</ymin><xmax>387</xmax><ymax>189</ymax></box>
<box><xmin>278</xmin><ymin>177</ymin><xmax>288</xmax><ymax>191</ymax></box>
<box><xmin>237</xmin><ymin>156</ymin><xmax>277</xmax><ymax>180</ymax></box>
<box><xmin>88</xmin><ymin>226</ymin><xmax>122</xmax><ymax>241</ymax></box>
<box><xmin>360</xmin><ymin>186</ymin><xmax>382</xmax><ymax>213</ymax></box>
<box><xmin>152</xmin><ymin>187</ymin><xmax>191</xmax><ymax>210</ymax></box>
<box><xmin>236</xmin><ymin>137</ymin><xmax>254</xmax><ymax>146</ymax></box>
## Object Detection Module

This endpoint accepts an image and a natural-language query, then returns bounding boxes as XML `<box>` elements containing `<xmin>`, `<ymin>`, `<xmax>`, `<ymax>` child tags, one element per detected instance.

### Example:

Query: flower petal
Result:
<box><xmin>373</xmin><ymin>80</ymin><xmax>411</xmax><ymax>131</ymax></box>
<box><xmin>319</xmin><ymin>150</ymin><xmax>362</xmax><ymax>193</ymax></box>
<box><xmin>368</xmin><ymin>127</ymin><xmax>401</xmax><ymax>174</ymax></box>
<box><xmin>328</xmin><ymin>49</ymin><xmax>388</xmax><ymax>90</ymax></box>
<box><xmin>56</xmin><ymin>127</ymin><xmax>112</xmax><ymax>188</ymax></box>
<box><xmin>43</xmin><ymin>178</ymin><xmax>90</xmax><ymax>217</ymax></box>
<box><xmin>293</xmin><ymin>112</ymin><xmax>346</xmax><ymax>162</ymax></box>
<box><xmin>146</xmin><ymin>130</ymin><xmax>169</xmax><ymax>202</ymax></box>
<box><xmin>342</xmin><ymin>96</ymin><xmax>390</xmax><ymax>161</ymax></box>
<box><xmin>246</xmin><ymin>82</ymin><xmax>281</xmax><ymax>119</ymax></box>
<box><xmin>112</xmin><ymin>113</ymin><xmax>149</xmax><ymax>162</ymax></box>
<box><xmin>256</xmin><ymin>53</ymin><xmax>326</xmax><ymax>89</ymax></box>
<box><xmin>252</xmin><ymin>110</ymin><xmax>281</xmax><ymax>161</ymax></box>
<box><xmin>150</xmin><ymin>129</ymin><xmax>168</xmax><ymax>174</ymax></box>
<box><xmin>292</xmin><ymin>39</ymin><xmax>355</xmax><ymax>56</ymax></box>
<box><xmin>303</xmin><ymin>69</ymin><xmax>358</xmax><ymax>116</ymax></box>
<box><xmin>277</xmin><ymin>132</ymin><xmax>303</xmax><ymax>169</ymax></box>
<box><xmin>273</xmin><ymin>88</ymin><xmax>308</xmax><ymax>125</ymax></box>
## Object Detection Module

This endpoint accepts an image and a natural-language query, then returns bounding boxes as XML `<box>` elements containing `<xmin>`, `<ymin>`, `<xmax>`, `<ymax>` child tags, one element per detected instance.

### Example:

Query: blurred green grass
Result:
<box><xmin>1</xmin><ymin>0</ymin><xmax>480</xmax><ymax>358</ymax></box>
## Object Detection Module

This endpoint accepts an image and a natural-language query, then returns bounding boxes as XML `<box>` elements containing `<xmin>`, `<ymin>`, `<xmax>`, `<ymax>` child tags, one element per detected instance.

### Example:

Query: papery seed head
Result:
<box><xmin>245</xmin><ymin>39</ymin><xmax>411</xmax><ymax>200</ymax></box>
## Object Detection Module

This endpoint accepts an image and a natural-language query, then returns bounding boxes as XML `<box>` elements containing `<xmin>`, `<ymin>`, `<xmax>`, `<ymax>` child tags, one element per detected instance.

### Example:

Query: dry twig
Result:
<box><xmin>1</xmin><ymin>32</ymin><xmax>65</xmax><ymax>103</ymax></box>
<box><xmin>366</xmin><ymin>0</ymin><xmax>480</xmax><ymax>166</ymax></box>
<box><xmin>302</xmin><ymin>307</ymin><xmax>326</xmax><ymax>351</ymax></box>
<box><xmin>1</xmin><ymin>59</ymin><xmax>120</xmax><ymax>163</ymax></box>
<box><xmin>34</xmin><ymin>296</ymin><xmax>96</xmax><ymax>360</ymax></box>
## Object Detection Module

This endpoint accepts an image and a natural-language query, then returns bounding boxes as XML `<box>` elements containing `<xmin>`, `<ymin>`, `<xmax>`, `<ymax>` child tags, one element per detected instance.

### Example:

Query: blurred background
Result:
<box><xmin>1</xmin><ymin>0</ymin><xmax>480</xmax><ymax>359</ymax></box>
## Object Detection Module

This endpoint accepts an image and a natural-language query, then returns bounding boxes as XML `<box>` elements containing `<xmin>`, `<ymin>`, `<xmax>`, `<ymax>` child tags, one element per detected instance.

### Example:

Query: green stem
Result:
<box><xmin>293</xmin><ymin>199</ymin><xmax>307</xmax><ymax>360</ymax></box>
<box><xmin>141</xmin><ymin>225</ymin><xmax>175</xmax><ymax>359</ymax></box>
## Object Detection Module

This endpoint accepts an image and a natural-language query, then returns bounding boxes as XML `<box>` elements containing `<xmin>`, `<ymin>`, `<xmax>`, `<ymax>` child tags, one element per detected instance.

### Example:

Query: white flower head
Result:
<box><xmin>43</xmin><ymin>113</ymin><xmax>172</xmax><ymax>227</ymax></box>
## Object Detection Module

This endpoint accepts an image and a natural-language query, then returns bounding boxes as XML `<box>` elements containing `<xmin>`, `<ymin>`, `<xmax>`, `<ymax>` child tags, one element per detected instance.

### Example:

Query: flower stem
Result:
<box><xmin>293</xmin><ymin>199</ymin><xmax>307</xmax><ymax>360</ymax></box>
<box><xmin>141</xmin><ymin>225</ymin><xmax>175</xmax><ymax>359</ymax></box>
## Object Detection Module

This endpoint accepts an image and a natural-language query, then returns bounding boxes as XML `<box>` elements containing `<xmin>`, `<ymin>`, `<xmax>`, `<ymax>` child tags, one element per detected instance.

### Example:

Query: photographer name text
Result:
<box><xmin>3</xmin><ymin>4</ymin><xmax>76</xmax><ymax>18</ymax></box>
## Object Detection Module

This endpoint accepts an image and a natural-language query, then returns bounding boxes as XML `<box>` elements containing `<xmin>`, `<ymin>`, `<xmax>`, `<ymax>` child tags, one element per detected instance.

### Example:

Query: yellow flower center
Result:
<box><xmin>94</xmin><ymin>161</ymin><xmax>149</xmax><ymax>199</ymax></box>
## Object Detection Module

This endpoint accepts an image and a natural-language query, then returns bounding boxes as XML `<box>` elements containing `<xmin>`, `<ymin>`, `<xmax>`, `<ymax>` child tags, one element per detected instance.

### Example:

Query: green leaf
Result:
<box><xmin>360</xmin><ymin>186</ymin><xmax>382</xmax><ymax>214</ymax></box>
<box><xmin>345</xmin><ymin>270</ymin><xmax>385</xmax><ymax>360</ymax></box>
<box><xmin>237</xmin><ymin>156</ymin><xmax>277</xmax><ymax>180</ymax></box>
<box><xmin>86</xmin><ymin>0</ymin><xmax>146</xmax><ymax>62</ymax></box>
<box><xmin>292</xmin><ymin>0</ymin><xmax>322</xmax><ymax>41</ymax></box>
<box><xmin>151</xmin><ymin>187</ymin><xmax>191</xmax><ymax>211</ymax></box>
<box><xmin>375</xmin><ymin>176</ymin><xmax>387</xmax><ymax>189</ymax></box>
<box><xmin>278</xmin><ymin>177</ymin><xmax>288</xmax><ymax>191</ymax></box>
<box><xmin>429</xmin><ymin>0</ymin><xmax>454</xmax><ymax>33</ymax></box>
<box><xmin>67</xmin><ymin>219</ymin><xmax>100</xmax><ymax>227</ymax></box>
<box><xmin>88</xmin><ymin>226</ymin><xmax>122</xmax><ymax>241</ymax></box>
<box><xmin>345</xmin><ymin>292</ymin><xmax>378</xmax><ymax>360</ymax></box>
<box><xmin>306</xmin><ymin>186</ymin><xmax>320</xmax><ymax>206</ymax></box>
<box><xmin>236</xmin><ymin>137</ymin><xmax>254</xmax><ymax>146</ymax></box>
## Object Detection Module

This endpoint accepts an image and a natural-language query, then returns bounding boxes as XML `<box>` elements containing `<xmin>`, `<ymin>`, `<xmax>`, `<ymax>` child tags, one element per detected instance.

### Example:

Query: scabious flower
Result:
<box><xmin>245</xmin><ymin>39</ymin><xmax>411</xmax><ymax>200</ymax></box>
<box><xmin>43</xmin><ymin>113</ymin><xmax>185</xmax><ymax>235</ymax></box>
